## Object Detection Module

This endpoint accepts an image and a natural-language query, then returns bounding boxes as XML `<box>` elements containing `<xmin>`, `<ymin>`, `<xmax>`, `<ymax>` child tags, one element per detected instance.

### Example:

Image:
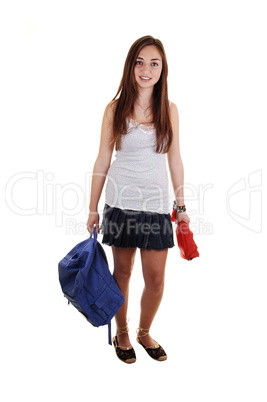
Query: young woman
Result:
<box><xmin>87</xmin><ymin>35</ymin><xmax>190</xmax><ymax>364</ymax></box>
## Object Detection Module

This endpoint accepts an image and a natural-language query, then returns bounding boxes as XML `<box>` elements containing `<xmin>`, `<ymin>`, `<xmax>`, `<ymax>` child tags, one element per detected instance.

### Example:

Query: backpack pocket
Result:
<box><xmin>91</xmin><ymin>285</ymin><xmax>124</xmax><ymax>324</ymax></box>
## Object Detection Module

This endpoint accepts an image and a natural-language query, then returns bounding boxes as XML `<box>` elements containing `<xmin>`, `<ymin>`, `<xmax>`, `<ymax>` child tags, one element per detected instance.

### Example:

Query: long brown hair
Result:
<box><xmin>111</xmin><ymin>35</ymin><xmax>173</xmax><ymax>154</ymax></box>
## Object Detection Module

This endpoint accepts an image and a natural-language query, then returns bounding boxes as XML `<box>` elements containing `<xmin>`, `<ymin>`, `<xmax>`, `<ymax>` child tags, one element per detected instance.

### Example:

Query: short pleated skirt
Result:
<box><xmin>100</xmin><ymin>203</ymin><xmax>175</xmax><ymax>250</ymax></box>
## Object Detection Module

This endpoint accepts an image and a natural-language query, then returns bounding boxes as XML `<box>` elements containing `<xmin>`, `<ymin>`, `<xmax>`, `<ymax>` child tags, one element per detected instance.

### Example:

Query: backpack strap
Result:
<box><xmin>108</xmin><ymin>321</ymin><xmax>112</xmax><ymax>345</ymax></box>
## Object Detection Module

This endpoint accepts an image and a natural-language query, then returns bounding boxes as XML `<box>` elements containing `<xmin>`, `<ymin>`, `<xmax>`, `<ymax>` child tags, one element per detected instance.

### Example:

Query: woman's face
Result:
<box><xmin>133</xmin><ymin>45</ymin><xmax>163</xmax><ymax>89</ymax></box>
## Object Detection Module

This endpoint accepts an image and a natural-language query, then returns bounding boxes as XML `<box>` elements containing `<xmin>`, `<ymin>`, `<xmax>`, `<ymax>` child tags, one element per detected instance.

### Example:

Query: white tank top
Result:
<box><xmin>105</xmin><ymin>103</ymin><xmax>171</xmax><ymax>214</ymax></box>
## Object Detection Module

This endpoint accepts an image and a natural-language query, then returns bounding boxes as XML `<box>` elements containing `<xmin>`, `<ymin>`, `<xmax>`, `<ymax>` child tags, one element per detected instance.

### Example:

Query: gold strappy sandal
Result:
<box><xmin>112</xmin><ymin>324</ymin><xmax>136</xmax><ymax>364</ymax></box>
<box><xmin>136</xmin><ymin>326</ymin><xmax>167</xmax><ymax>361</ymax></box>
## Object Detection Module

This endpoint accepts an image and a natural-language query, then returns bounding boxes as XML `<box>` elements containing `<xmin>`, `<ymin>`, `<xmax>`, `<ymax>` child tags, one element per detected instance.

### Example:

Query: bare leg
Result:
<box><xmin>111</xmin><ymin>245</ymin><xmax>137</xmax><ymax>348</ymax></box>
<box><xmin>138</xmin><ymin>248</ymin><xmax>168</xmax><ymax>347</ymax></box>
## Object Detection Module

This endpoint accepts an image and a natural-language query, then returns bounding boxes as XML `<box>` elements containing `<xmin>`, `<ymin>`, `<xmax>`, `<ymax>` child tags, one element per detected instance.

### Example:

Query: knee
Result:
<box><xmin>145</xmin><ymin>275</ymin><xmax>165</xmax><ymax>293</ymax></box>
<box><xmin>114</xmin><ymin>264</ymin><xmax>133</xmax><ymax>283</ymax></box>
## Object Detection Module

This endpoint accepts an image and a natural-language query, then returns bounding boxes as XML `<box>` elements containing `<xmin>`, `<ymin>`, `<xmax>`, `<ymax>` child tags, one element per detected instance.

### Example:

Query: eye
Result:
<box><xmin>152</xmin><ymin>62</ymin><xmax>158</xmax><ymax>67</ymax></box>
<box><xmin>136</xmin><ymin>60</ymin><xmax>142</xmax><ymax>65</ymax></box>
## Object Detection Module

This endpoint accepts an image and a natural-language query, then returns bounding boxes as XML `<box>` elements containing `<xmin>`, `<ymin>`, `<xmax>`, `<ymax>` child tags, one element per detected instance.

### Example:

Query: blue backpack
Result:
<box><xmin>58</xmin><ymin>227</ymin><xmax>124</xmax><ymax>344</ymax></box>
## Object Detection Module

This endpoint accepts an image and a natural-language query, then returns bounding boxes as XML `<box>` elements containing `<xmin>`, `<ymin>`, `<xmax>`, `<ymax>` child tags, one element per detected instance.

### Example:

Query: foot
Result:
<box><xmin>113</xmin><ymin>335</ymin><xmax>136</xmax><ymax>364</ymax></box>
<box><xmin>136</xmin><ymin>326</ymin><xmax>167</xmax><ymax>361</ymax></box>
<box><xmin>113</xmin><ymin>324</ymin><xmax>136</xmax><ymax>364</ymax></box>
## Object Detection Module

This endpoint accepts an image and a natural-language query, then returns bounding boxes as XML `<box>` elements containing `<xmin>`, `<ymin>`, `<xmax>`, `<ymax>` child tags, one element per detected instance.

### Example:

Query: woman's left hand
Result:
<box><xmin>175</xmin><ymin>211</ymin><xmax>190</xmax><ymax>225</ymax></box>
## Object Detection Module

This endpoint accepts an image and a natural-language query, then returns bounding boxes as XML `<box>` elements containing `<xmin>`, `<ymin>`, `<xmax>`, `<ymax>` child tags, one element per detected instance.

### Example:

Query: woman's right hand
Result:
<box><xmin>87</xmin><ymin>210</ymin><xmax>100</xmax><ymax>234</ymax></box>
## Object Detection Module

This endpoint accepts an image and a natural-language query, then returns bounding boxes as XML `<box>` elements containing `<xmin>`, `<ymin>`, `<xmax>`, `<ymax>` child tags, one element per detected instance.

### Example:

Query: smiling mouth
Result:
<box><xmin>140</xmin><ymin>76</ymin><xmax>151</xmax><ymax>81</ymax></box>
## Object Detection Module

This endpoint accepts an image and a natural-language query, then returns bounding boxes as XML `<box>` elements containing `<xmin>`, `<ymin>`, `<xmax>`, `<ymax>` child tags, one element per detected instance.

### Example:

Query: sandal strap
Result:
<box><xmin>114</xmin><ymin>335</ymin><xmax>132</xmax><ymax>351</ymax></box>
<box><xmin>136</xmin><ymin>326</ymin><xmax>150</xmax><ymax>337</ymax></box>
<box><xmin>136</xmin><ymin>326</ymin><xmax>160</xmax><ymax>349</ymax></box>
<box><xmin>115</xmin><ymin>321</ymin><xmax>132</xmax><ymax>350</ymax></box>
<box><xmin>116</xmin><ymin>324</ymin><xmax>130</xmax><ymax>336</ymax></box>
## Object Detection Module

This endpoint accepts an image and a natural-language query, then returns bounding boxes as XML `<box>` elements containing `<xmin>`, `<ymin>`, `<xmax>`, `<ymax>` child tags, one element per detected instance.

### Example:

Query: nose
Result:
<box><xmin>141</xmin><ymin>64</ymin><xmax>151</xmax><ymax>75</ymax></box>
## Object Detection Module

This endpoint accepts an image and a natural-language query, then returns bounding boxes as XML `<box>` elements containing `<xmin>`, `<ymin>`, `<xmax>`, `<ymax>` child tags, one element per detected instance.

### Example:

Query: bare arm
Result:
<box><xmin>167</xmin><ymin>102</ymin><xmax>184</xmax><ymax>206</ymax></box>
<box><xmin>167</xmin><ymin>102</ymin><xmax>190</xmax><ymax>224</ymax></box>
<box><xmin>87</xmin><ymin>101</ymin><xmax>116</xmax><ymax>232</ymax></box>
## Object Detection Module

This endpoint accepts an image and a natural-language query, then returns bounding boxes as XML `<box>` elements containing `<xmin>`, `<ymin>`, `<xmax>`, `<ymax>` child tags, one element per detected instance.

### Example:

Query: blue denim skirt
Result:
<box><xmin>100</xmin><ymin>203</ymin><xmax>175</xmax><ymax>250</ymax></box>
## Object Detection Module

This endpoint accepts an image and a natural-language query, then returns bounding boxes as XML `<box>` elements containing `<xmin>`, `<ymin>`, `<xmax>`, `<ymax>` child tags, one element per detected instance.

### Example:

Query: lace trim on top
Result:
<box><xmin>126</xmin><ymin>117</ymin><xmax>155</xmax><ymax>134</ymax></box>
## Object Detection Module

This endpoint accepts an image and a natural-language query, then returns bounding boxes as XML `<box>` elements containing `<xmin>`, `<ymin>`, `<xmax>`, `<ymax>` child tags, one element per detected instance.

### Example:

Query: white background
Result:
<box><xmin>1</xmin><ymin>1</ymin><xmax>266</xmax><ymax>401</ymax></box>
